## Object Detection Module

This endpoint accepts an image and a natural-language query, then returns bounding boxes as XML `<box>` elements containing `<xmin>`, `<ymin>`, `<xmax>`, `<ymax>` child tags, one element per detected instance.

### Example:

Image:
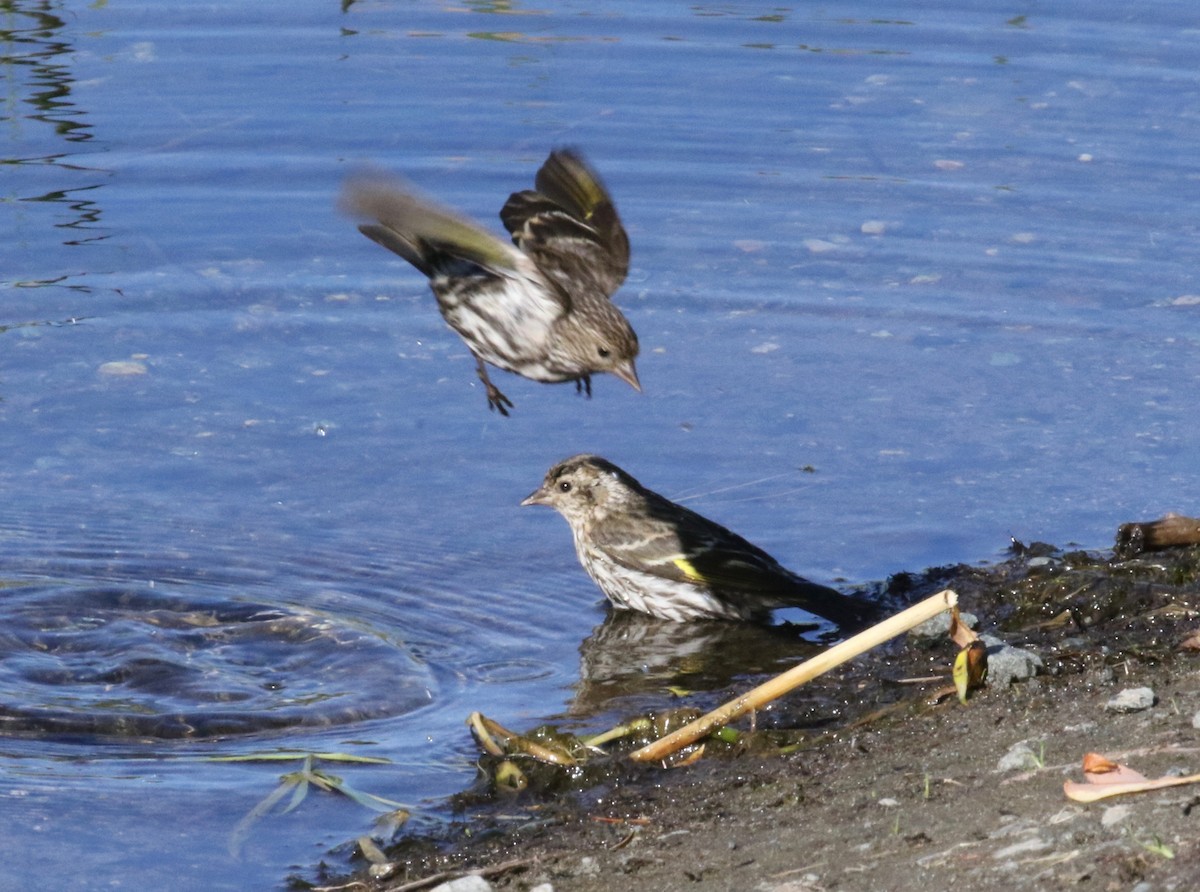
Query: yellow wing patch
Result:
<box><xmin>672</xmin><ymin>557</ymin><xmax>706</xmax><ymax>582</ymax></box>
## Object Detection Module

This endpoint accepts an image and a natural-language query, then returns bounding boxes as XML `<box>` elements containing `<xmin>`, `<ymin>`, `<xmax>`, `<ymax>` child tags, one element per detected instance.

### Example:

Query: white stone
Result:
<box><xmin>1105</xmin><ymin>687</ymin><xmax>1156</xmax><ymax>713</ymax></box>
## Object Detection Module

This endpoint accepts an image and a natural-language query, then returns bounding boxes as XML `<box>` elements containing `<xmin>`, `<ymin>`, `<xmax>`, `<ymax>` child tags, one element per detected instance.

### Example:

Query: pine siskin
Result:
<box><xmin>341</xmin><ymin>149</ymin><xmax>640</xmax><ymax>415</ymax></box>
<box><xmin>522</xmin><ymin>454</ymin><xmax>880</xmax><ymax>627</ymax></box>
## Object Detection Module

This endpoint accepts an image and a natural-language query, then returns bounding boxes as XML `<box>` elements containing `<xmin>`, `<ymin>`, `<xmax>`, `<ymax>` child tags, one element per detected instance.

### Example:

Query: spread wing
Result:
<box><xmin>499</xmin><ymin>148</ymin><xmax>630</xmax><ymax>300</ymax></box>
<box><xmin>343</xmin><ymin>172</ymin><xmax>569</xmax><ymax>317</ymax></box>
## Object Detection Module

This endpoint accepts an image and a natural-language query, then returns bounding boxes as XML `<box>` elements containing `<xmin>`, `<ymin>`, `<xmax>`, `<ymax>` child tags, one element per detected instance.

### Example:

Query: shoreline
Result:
<box><xmin>318</xmin><ymin>539</ymin><xmax>1200</xmax><ymax>892</ymax></box>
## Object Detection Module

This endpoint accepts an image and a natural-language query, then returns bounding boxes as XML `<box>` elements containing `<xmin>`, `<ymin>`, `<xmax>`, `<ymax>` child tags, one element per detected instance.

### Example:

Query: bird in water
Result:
<box><xmin>522</xmin><ymin>454</ymin><xmax>880</xmax><ymax>628</ymax></box>
<box><xmin>342</xmin><ymin>149</ymin><xmax>640</xmax><ymax>415</ymax></box>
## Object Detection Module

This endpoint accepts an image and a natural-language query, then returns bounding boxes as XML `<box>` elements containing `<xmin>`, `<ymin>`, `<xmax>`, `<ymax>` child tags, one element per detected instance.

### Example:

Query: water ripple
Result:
<box><xmin>0</xmin><ymin>577</ymin><xmax>434</xmax><ymax>741</ymax></box>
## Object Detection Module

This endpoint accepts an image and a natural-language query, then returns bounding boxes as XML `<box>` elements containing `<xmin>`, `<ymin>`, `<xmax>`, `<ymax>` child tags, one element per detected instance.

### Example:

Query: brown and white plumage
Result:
<box><xmin>522</xmin><ymin>454</ymin><xmax>880</xmax><ymax>627</ymax></box>
<box><xmin>341</xmin><ymin>149</ymin><xmax>640</xmax><ymax>415</ymax></box>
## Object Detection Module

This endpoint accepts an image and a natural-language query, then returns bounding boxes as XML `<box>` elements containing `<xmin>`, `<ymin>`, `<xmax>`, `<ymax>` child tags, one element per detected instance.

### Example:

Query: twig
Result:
<box><xmin>467</xmin><ymin>712</ymin><xmax>575</xmax><ymax>766</ymax></box>
<box><xmin>629</xmin><ymin>589</ymin><xmax>959</xmax><ymax>763</ymax></box>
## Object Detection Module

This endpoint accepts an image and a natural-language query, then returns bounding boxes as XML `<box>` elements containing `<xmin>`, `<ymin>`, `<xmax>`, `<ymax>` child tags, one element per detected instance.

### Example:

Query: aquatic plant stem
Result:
<box><xmin>629</xmin><ymin>588</ymin><xmax>959</xmax><ymax>763</ymax></box>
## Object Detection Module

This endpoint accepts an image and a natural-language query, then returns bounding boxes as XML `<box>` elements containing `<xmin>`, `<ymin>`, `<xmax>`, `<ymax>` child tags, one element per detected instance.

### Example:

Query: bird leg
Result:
<box><xmin>474</xmin><ymin>356</ymin><xmax>514</xmax><ymax>416</ymax></box>
<box><xmin>574</xmin><ymin>375</ymin><xmax>593</xmax><ymax>398</ymax></box>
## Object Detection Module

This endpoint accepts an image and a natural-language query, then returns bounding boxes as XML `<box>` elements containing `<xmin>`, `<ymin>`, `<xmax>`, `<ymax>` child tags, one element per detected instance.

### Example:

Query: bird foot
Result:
<box><xmin>485</xmin><ymin>383</ymin><xmax>514</xmax><ymax>416</ymax></box>
<box><xmin>574</xmin><ymin>375</ymin><xmax>593</xmax><ymax>398</ymax></box>
<box><xmin>475</xmin><ymin>357</ymin><xmax>514</xmax><ymax>416</ymax></box>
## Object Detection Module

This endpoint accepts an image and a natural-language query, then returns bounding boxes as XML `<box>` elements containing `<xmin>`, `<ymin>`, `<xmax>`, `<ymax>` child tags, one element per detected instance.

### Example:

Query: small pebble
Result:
<box><xmin>430</xmin><ymin>875</ymin><xmax>493</xmax><ymax>892</ymax></box>
<box><xmin>1105</xmin><ymin>687</ymin><xmax>1156</xmax><ymax>713</ymax></box>
<box><xmin>802</xmin><ymin>238</ymin><xmax>839</xmax><ymax>254</ymax></box>
<box><xmin>982</xmin><ymin>635</ymin><xmax>1044</xmax><ymax>687</ymax></box>
<box><xmin>992</xmin><ymin>836</ymin><xmax>1051</xmax><ymax>859</ymax></box>
<box><xmin>98</xmin><ymin>360</ymin><xmax>148</xmax><ymax>377</ymax></box>
<box><xmin>1101</xmin><ymin>804</ymin><xmax>1134</xmax><ymax>828</ymax></box>
<box><xmin>997</xmin><ymin>740</ymin><xmax>1042</xmax><ymax>772</ymax></box>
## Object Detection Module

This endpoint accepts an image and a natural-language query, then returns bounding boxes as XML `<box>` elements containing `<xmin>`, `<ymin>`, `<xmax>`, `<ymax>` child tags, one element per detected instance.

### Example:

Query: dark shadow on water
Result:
<box><xmin>570</xmin><ymin>610</ymin><xmax>831</xmax><ymax>715</ymax></box>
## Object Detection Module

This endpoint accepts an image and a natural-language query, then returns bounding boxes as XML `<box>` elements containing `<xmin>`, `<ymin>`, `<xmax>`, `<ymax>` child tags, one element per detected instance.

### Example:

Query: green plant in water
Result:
<box><xmin>223</xmin><ymin>752</ymin><xmax>408</xmax><ymax>857</ymax></box>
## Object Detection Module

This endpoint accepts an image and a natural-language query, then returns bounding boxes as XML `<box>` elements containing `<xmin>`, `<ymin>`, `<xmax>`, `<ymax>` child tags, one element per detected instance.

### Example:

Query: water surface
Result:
<box><xmin>2</xmin><ymin>1</ymin><xmax>1198</xmax><ymax>888</ymax></box>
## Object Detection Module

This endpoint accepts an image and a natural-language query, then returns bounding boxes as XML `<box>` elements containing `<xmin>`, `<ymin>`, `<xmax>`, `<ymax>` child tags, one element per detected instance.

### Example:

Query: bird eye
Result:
<box><xmin>597</xmin><ymin>347</ymin><xmax>610</xmax><ymax>358</ymax></box>
<box><xmin>558</xmin><ymin>481</ymin><xmax>572</xmax><ymax>493</ymax></box>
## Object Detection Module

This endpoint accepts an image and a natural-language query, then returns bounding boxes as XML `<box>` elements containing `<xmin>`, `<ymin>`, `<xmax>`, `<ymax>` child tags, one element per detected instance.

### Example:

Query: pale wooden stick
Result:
<box><xmin>1064</xmin><ymin>772</ymin><xmax>1200</xmax><ymax>803</ymax></box>
<box><xmin>629</xmin><ymin>588</ymin><xmax>959</xmax><ymax>763</ymax></box>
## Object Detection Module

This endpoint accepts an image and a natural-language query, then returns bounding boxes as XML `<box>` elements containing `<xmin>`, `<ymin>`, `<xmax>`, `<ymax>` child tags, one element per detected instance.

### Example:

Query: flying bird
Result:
<box><xmin>342</xmin><ymin>150</ymin><xmax>640</xmax><ymax>415</ymax></box>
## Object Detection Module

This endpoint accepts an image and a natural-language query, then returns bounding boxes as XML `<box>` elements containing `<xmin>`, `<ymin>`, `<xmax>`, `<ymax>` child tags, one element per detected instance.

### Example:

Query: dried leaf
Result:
<box><xmin>952</xmin><ymin>640</ymin><xmax>988</xmax><ymax>703</ymax></box>
<box><xmin>1064</xmin><ymin>752</ymin><xmax>1200</xmax><ymax>803</ymax></box>
<box><xmin>1082</xmin><ymin>753</ymin><xmax>1148</xmax><ymax>785</ymax></box>
<box><xmin>1081</xmin><ymin>752</ymin><xmax>1120</xmax><ymax>775</ymax></box>
<box><xmin>948</xmin><ymin>608</ymin><xmax>981</xmax><ymax>648</ymax></box>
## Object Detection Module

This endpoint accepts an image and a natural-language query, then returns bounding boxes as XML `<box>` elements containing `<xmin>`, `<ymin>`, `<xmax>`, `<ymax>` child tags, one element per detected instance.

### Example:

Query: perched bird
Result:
<box><xmin>522</xmin><ymin>454</ymin><xmax>880</xmax><ymax>628</ymax></box>
<box><xmin>341</xmin><ymin>149</ymin><xmax>640</xmax><ymax>415</ymax></box>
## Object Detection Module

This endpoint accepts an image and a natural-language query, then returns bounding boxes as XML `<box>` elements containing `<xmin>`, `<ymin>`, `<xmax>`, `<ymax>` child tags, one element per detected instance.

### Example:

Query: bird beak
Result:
<box><xmin>521</xmin><ymin>486</ymin><xmax>549</xmax><ymax>507</ymax></box>
<box><xmin>612</xmin><ymin>359</ymin><xmax>641</xmax><ymax>392</ymax></box>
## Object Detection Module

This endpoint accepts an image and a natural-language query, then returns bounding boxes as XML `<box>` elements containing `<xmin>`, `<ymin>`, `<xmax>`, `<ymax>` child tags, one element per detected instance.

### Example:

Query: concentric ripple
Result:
<box><xmin>0</xmin><ymin>582</ymin><xmax>434</xmax><ymax>739</ymax></box>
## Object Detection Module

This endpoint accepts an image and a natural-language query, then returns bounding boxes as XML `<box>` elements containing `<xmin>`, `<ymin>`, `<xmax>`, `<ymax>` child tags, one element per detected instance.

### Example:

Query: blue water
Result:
<box><xmin>3</xmin><ymin>1</ymin><xmax>1199</xmax><ymax>888</ymax></box>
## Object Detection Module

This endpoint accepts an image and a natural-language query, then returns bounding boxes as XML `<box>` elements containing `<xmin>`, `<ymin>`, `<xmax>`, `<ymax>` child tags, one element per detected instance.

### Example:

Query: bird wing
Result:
<box><xmin>343</xmin><ymin>173</ymin><xmax>570</xmax><ymax>318</ymax></box>
<box><xmin>499</xmin><ymin>149</ymin><xmax>630</xmax><ymax>300</ymax></box>
<box><xmin>596</xmin><ymin>494</ymin><xmax>878</xmax><ymax>628</ymax></box>
<box><xmin>595</xmin><ymin>495</ymin><xmax>790</xmax><ymax>591</ymax></box>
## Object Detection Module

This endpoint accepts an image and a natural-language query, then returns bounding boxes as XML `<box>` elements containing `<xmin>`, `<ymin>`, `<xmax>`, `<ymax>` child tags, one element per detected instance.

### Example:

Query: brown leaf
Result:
<box><xmin>1082</xmin><ymin>754</ymin><xmax>1147</xmax><ymax>785</ymax></box>
<box><xmin>948</xmin><ymin>608</ymin><xmax>980</xmax><ymax>648</ymax></box>
<box><xmin>1062</xmin><ymin>752</ymin><xmax>1200</xmax><ymax>803</ymax></box>
<box><xmin>1081</xmin><ymin>752</ymin><xmax>1120</xmax><ymax>774</ymax></box>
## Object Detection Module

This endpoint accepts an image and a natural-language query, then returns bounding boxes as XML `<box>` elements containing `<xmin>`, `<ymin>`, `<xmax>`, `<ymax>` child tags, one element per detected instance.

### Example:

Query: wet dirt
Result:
<box><xmin>316</xmin><ymin>540</ymin><xmax>1200</xmax><ymax>892</ymax></box>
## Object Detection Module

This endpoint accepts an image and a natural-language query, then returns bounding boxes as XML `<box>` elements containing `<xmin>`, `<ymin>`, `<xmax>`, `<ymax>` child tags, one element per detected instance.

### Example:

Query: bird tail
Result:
<box><xmin>784</xmin><ymin>580</ymin><xmax>882</xmax><ymax>632</ymax></box>
<box><xmin>341</xmin><ymin>172</ymin><xmax>517</xmax><ymax>275</ymax></box>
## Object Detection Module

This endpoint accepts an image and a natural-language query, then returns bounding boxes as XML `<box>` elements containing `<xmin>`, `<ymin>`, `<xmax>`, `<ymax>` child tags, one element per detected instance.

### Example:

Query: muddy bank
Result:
<box><xmin>314</xmin><ymin>540</ymin><xmax>1200</xmax><ymax>892</ymax></box>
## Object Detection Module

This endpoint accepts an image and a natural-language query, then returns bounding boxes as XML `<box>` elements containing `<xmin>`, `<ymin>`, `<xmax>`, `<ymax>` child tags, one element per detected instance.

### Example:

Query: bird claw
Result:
<box><xmin>574</xmin><ymin>375</ymin><xmax>593</xmax><ymax>398</ymax></box>
<box><xmin>475</xmin><ymin>357</ymin><xmax>514</xmax><ymax>416</ymax></box>
<box><xmin>486</xmin><ymin>384</ymin><xmax>514</xmax><ymax>416</ymax></box>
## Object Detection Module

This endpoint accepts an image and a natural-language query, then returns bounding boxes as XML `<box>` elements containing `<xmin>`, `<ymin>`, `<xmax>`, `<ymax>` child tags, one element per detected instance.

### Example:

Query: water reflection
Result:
<box><xmin>571</xmin><ymin>611</ymin><xmax>827</xmax><ymax>713</ymax></box>
<box><xmin>1</xmin><ymin>1</ymin><xmax>92</xmax><ymax>144</ymax></box>
<box><xmin>2</xmin><ymin>0</ymin><xmax>108</xmax><ymax>263</ymax></box>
